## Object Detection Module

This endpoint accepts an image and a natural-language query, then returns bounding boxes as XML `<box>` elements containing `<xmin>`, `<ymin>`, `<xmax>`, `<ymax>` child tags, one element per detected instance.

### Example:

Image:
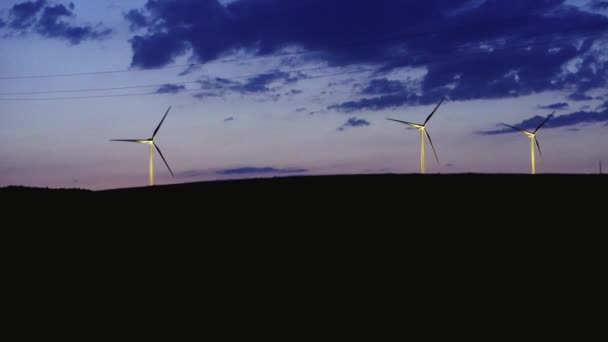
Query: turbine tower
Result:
<box><xmin>110</xmin><ymin>106</ymin><xmax>174</xmax><ymax>186</ymax></box>
<box><xmin>501</xmin><ymin>112</ymin><xmax>554</xmax><ymax>175</ymax></box>
<box><xmin>386</xmin><ymin>97</ymin><xmax>446</xmax><ymax>174</ymax></box>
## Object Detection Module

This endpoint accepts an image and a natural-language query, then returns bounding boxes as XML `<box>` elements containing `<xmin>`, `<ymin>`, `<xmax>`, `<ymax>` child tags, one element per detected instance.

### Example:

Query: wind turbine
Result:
<box><xmin>386</xmin><ymin>97</ymin><xmax>446</xmax><ymax>174</ymax></box>
<box><xmin>110</xmin><ymin>106</ymin><xmax>174</xmax><ymax>186</ymax></box>
<box><xmin>501</xmin><ymin>112</ymin><xmax>554</xmax><ymax>175</ymax></box>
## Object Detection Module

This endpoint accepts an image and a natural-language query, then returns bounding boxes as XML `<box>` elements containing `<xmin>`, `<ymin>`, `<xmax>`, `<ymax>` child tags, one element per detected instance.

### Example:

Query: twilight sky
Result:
<box><xmin>1</xmin><ymin>0</ymin><xmax>607</xmax><ymax>189</ymax></box>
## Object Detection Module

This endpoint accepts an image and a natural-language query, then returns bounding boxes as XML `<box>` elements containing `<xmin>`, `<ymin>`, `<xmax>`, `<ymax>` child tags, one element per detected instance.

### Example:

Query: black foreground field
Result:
<box><xmin>2</xmin><ymin>174</ymin><xmax>604</xmax><ymax>324</ymax></box>
<box><xmin>4</xmin><ymin>173</ymin><xmax>604</xmax><ymax>262</ymax></box>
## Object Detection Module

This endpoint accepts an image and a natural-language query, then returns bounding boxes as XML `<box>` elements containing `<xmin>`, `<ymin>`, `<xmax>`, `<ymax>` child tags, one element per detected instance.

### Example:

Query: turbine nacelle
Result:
<box><xmin>386</xmin><ymin>119</ymin><xmax>425</xmax><ymax>130</ymax></box>
<box><xmin>386</xmin><ymin>97</ymin><xmax>446</xmax><ymax>173</ymax></box>
<box><xmin>501</xmin><ymin>112</ymin><xmax>554</xmax><ymax>174</ymax></box>
<box><xmin>125</xmin><ymin>139</ymin><xmax>154</xmax><ymax>144</ymax></box>
<box><xmin>110</xmin><ymin>106</ymin><xmax>174</xmax><ymax>183</ymax></box>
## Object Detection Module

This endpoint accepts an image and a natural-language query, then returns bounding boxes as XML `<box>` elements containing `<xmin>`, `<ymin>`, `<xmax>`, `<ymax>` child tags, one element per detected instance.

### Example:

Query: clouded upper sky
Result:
<box><xmin>1</xmin><ymin>0</ymin><xmax>607</xmax><ymax>189</ymax></box>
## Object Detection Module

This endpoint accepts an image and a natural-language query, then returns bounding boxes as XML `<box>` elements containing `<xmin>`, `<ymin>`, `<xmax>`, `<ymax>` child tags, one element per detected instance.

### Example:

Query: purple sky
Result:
<box><xmin>1</xmin><ymin>0</ymin><xmax>607</xmax><ymax>189</ymax></box>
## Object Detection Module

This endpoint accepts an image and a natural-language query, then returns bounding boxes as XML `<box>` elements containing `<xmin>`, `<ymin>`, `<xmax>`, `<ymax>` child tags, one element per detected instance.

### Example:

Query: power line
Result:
<box><xmin>0</xmin><ymin>91</ymin><xmax>169</xmax><ymax>101</ymax></box>
<box><xmin>0</xmin><ymin>67</ymin><xmax>382</xmax><ymax>100</ymax></box>
<box><xmin>0</xmin><ymin>65</ymin><xmax>329</xmax><ymax>95</ymax></box>
<box><xmin>0</xmin><ymin>21</ymin><xmax>604</xmax><ymax>80</ymax></box>
<box><xmin>0</xmin><ymin>81</ymin><xmax>199</xmax><ymax>95</ymax></box>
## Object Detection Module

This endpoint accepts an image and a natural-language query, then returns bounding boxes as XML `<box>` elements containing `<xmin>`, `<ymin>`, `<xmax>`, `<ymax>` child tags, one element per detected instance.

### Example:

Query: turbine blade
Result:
<box><xmin>534</xmin><ymin>112</ymin><xmax>554</xmax><ymax>134</ymax></box>
<box><xmin>152</xmin><ymin>106</ymin><xmax>171</xmax><ymax>139</ymax></box>
<box><xmin>154</xmin><ymin>144</ymin><xmax>174</xmax><ymax>177</ymax></box>
<box><xmin>535</xmin><ymin>137</ymin><xmax>543</xmax><ymax>161</ymax></box>
<box><xmin>110</xmin><ymin>139</ymin><xmax>145</xmax><ymax>143</ymax></box>
<box><xmin>423</xmin><ymin>97</ymin><xmax>446</xmax><ymax>126</ymax></box>
<box><xmin>501</xmin><ymin>124</ymin><xmax>530</xmax><ymax>135</ymax></box>
<box><xmin>386</xmin><ymin>118</ymin><xmax>421</xmax><ymax>128</ymax></box>
<box><xmin>425</xmin><ymin>130</ymin><xmax>440</xmax><ymax>165</ymax></box>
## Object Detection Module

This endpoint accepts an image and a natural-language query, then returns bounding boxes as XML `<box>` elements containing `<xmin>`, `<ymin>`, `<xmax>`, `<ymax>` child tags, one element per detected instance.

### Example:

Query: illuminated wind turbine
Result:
<box><xmin>386</xmin><ymin>97</ymin><xmax>446</xmax><ymax>174</ymax></box>
<box><xmin>110</xmin><ymin>106</ymin><xmax>174</xmax><ymax>186</ymax></box>
<box><xmin>501</xmin><ymin>112</ymin><xmax>554</xmax><ymax>175</ymax></box>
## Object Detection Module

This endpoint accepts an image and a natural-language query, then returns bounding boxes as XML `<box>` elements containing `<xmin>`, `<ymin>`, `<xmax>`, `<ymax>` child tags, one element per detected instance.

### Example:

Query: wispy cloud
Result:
<box><xmin>480</xmin><ymin>109</ymin><xmax>608</xmax><ymax>135</ymax></box>
<box><xmin>155</xmin><ymin>83</ymin><xmax>186</xmax><ymax>94</ymax></box>
<box><xmin>329</xmin><ymin>94</ymin><xmax>408</xmax><ymax>112</ymax></box>
<box><xmin>217</xmin><ymin>167</ymin><xmax>308</xmax><ymax>175</ymax></box>
<box><xmin>338</xmin><ymin>117</ymin><xmax>371</xmax><ymax>131</ymax></box>
<box><xmin>538</xmin><ymin>102</ymin><xmax>569</xmax><ymax>110</ymax></box>
<box><xmin>362</xmin><ymin>78</ymin><xmax>406</xmax><ymax>95</ymax></box>
<box><xmin>179</xmin><ymin>170</ymin><xmax>212</xmax><ymax>178</ymax></box>
<box><xmin>223</xmin><ymin>116</ymin><xmax>235</xmax><ymax>122</ymax></box>
<box><xmin>568</xmin><ymin>92</ymin><xmax>594</xmax><ymax>101</ymax></box>
<box><xmin>195</xmin><ymin>71</ymin><xmax>305</xmax><ymax>99</ymax></box>
<box><xmin>285</xmin><ymin>89</ymin><xmax>303</xmax><ymax>96</ymax></box>
<box><xmin>179</xmin><ymin>167</ymin><xmax>308</xmax><ymax>179</ymax></box>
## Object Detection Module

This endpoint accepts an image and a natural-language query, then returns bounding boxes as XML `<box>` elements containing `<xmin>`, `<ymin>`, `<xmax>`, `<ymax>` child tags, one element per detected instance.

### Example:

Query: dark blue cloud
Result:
<box><xmin>295</xmin><ymin>107</ymin><xmax>307</xmax><ymax>112</ymax></box>
<box><xmin>538</xmin><ymin>102</ymin><xmax>569</xmax><ymax>110</ymax></box>
<box><xmin>480</xmin><ymin>109</ymin><xmax>608</xmax><ymax>134</ymax></box>
<box><xmin>128</xmin><ymin>0</ymin><xmax>231</xmax><ymax>68</ymax></box>
<box><xmin>3</xmin><ymin>1</ymin><xmax>111</xmax><ymax>44</ymax></box>
<box><xmin>237</xmin><ymin>72</ymin><xmax>296</xmax><ymax>93</ymax></box>
<box><xmin>217</xmin><ymin>167</ymin><xmax>308</xmax><ymax>175</ymax></box>
<box><xmin>589</xmin><ymin>1</ymin><xmax>608</xmax><ymax>10</ymax></box>
<box><xmin>362</xmin><ymin>78</ymin><xmax>406</xmax><ymax>95</ymax></box>
<box><xmin>559</xmin><ymin>53</ymin><xmax>608</xmax><ymax>95</ymax></box>
<box><xmin>223</xmin><ymin>116</ymin><xmax>235</xmax><ymax>122</ymax></box>
<box><xmin>155</xmin><ymin>83</ymin><xmax>186</xmax><ymax>94</ymax></box>
<box><xmin>328</xmin><ymin>93</ymin><xmax>418</xmax><ymax>112</ymax></box>
<box><xmin>285</xmin><ymin>89</ymin><xmax>303</xmax><ymax>96</ymax></box>
<box><xmin>127</xmin><ymin>0</ymin><xmax>608</xmax><ymax>105</ymax></box>
<box><xmin>124</xmin><ymin>9</ymin><xmax>147</xmax><ymax>31</ymax></box>
<box><xmin>329</xmin><ymin>78</ymin><xmax>447</xmax><ymax>111</ymax></box>
<box><xmin>338</xmin><ymin>117</ymin><xmax>371</xmax><ymax>131</ymax></box>
<box><xmin>197</xmin><ymin>71</ymin><xmax>302</xmax><ymax>97</ymax></box>
<box><xmin>36</xmin><ymin>4</ymin><xmax>111</xmax><ymax>44</ymax></box>
<box><xmin>130</xmin><ymin>33</ymin><xmax>188</xmax><ymax>67</ymax></box>
<box><xmin>568</xmin><ymin>92</ymin><xmax>594</xmax><ymax>101</ymax></box>
<box><xmin>0</xmin><ymin>18</ymin><xmax>5</xmax><ymax>29</ymax></box>
<box><xmin>8</xmin><ymin>0</ymin><xmax>45</xmax><ymax>29</ymax></box>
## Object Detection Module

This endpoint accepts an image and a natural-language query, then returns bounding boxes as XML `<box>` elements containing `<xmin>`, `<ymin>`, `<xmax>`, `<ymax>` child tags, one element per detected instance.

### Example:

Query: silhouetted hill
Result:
<box><xmin>0</xmin><ymin>185</ymin><xmax>91</xmax><ymax>196</ymax></box>
<box><xmin>3</xmin><ymin>174</ymin><xmax>605</xmax><ymax>219</ymax></box>
<box><xmin>3</xmin><ymin>174</ymin><xmax>603</xmax><ymax>315</ymax></box>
